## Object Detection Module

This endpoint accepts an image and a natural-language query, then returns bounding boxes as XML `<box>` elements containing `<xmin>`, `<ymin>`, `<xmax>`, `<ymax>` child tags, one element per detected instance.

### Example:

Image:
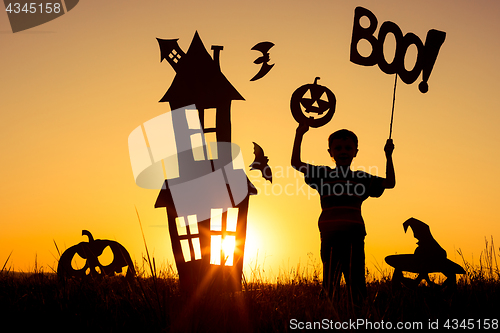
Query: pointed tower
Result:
<box><xmin>157</xmin><ymin>31</ymin><xmax>244</xmax><ymax>144</ymax></box>
<box><xmin>156</xmin><ymin>38</ymin><xmax>186</xmax><ymax>70</ymax></box>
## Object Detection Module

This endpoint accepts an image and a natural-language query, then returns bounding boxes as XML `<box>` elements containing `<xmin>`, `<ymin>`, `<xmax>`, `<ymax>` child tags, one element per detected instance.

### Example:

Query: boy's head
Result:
<box><xmin>328</xmin><ymin>129</ymin><xmax>358</xmax><ymax>166</ymax></box>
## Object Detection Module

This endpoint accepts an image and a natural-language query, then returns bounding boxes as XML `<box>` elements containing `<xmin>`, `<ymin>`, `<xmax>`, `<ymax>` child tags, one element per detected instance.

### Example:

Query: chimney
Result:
<box><xmin>211</xmin><ymin>45</ymin><xmax>223</xmax><ymax>70</ymax></box>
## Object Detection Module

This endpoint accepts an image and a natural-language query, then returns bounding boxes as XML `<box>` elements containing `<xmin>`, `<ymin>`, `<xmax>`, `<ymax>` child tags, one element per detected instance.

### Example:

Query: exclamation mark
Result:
<box><xmin>418</xmin><ymin>29</ymin><xmax>447</xmax><ymax>93</ymax></box>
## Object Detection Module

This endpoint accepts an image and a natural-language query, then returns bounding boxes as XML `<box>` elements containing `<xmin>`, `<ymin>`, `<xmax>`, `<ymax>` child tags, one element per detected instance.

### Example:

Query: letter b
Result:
<box><xmin>350</xmin><ymin>6</ymin><xmax>379</xmax><ymax>66</ymax></box>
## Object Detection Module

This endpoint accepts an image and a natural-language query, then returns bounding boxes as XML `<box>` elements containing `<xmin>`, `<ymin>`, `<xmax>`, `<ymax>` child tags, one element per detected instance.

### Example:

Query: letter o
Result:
<box><xmin>271</xmin><ymin>184</ymin><xmax>283</xmax><ymax>196</ymax></box>
<box><xmin>333</xmin><ymin>183</ymin><xmax>344</xmax><ymax>195</ymax></box>
<box><xmin>397</xmin><ymin>32</ymin><xmax>425</xmax><ymax>84</ymax></box>
<box><xmin>377</xmin><ymin>21</ymin><xmax>404</xmax><ymax>75</ymax></box>
<box><xmin>354</xmin><ymin>184</ymin><xmax>365</xmax><ymax>196</ymax></box>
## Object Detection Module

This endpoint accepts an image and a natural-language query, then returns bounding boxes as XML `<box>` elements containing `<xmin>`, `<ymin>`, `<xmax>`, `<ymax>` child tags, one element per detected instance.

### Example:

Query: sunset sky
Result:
<box><xmin>1</xmin><ymin>0</ymin><xmax>499</xmax><ymax>280</ymax></box>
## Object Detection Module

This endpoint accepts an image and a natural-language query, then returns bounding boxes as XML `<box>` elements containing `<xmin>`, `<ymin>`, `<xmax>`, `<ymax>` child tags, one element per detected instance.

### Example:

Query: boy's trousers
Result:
<box><xmin>320</xmin><ymin>230</ymin><xmax>367</xmax><ymax>303</ymax></box>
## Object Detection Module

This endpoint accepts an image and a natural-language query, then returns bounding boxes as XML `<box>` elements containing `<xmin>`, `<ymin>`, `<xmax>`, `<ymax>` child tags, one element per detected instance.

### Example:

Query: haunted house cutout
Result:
<box><xmin>155</xmin><ymin>32</ymin><xmax>255</xmax><ymax>294</ymax></box>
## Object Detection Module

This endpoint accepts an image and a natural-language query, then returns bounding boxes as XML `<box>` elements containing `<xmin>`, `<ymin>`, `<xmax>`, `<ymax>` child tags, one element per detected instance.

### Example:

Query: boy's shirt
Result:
<box><xmin>303</xmin><ymin>164</ymin><xmax>385</xmax><ymax>235</ymax></box>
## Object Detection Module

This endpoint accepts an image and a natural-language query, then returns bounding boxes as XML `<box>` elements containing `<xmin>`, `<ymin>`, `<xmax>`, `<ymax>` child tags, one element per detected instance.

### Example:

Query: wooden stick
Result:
<box><xmin>389</xmin><ymin>73</ymin><xmax>398</xmax><ymax>139</ymax></box>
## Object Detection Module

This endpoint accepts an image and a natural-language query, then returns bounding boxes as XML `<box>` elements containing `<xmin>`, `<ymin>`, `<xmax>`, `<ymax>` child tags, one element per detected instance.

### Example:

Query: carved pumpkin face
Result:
<box><xmin>290</xmin><ymin>77</ymin><xmax>336</xmax><ymax>128</ymax></box>
<box><xmin>57</xmin><ymin>230</ymin><xmax>136</xmax><ymax>279</ymax></box>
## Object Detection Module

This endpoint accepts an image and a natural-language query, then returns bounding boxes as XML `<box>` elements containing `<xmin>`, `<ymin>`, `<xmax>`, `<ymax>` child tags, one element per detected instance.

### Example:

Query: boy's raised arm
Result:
<box><xmin>291</xmin><ymin>123</ymin><xmax>309</xmax><ymax>173</ymax></box>
<box><xmin>382</xmin><ymin>139</ymin><xmax>396</xmax><ymax>189</ymax></box>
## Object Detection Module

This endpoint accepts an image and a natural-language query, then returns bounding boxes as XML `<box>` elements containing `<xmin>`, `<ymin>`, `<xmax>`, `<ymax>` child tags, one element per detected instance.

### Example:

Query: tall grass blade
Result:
<box><xmin>53</xmin><ymin>239</ymin><xmax>61</xmax><ymax>258</ymax></box>
<box><xmin>1</xmin><ymin>251</ymin><xmax>13</xmax><ymax>272</ymax></box>
<box><xmin>135</xmin><ymin>205</ymin><xmax>163</xmax><ymax>323</ymax></box>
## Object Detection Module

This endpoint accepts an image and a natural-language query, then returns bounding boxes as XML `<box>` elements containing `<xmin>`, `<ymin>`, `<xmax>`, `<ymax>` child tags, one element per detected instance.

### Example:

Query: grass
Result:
<box><xmin>0</xmin><ymin>239</ymin><xmax>499</xmax><ymax>332</ymax></box>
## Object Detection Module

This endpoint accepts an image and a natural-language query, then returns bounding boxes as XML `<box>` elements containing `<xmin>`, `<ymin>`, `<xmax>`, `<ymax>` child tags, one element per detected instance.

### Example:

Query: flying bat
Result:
<box><xmin>249</xmin><ymin>142</ymin><xmax>272</xmax><ymax>183</ymax></box>
<box><xmin>250</xmin><ymin>41</ymin><xmax>275</xmax><ymax>81</ymax></box>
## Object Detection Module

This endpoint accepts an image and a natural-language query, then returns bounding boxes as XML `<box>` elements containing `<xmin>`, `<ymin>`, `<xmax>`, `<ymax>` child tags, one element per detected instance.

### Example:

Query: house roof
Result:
<box><xmin>160</xmin><ymin>32</ymin><xmax>244</xmax><ymax>107</ymax></box>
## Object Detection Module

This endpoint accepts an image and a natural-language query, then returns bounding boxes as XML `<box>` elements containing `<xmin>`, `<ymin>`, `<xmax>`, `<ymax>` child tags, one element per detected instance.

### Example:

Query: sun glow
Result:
<box><xmin>242</xmin><ymin>220</ymin><xmax>261</xmax><ymax>264</ymax></box>
<box><xmin>222</xmin><ymin>235</ymin><xmax>235</xmax><ymax>266</ymax></box>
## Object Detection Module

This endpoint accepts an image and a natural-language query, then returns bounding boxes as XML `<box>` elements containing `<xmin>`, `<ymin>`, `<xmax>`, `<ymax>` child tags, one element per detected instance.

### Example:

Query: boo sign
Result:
<box><xmin>350</xmin><ymin>7</ymin><xmax>446</xmax><ymax>93</ymax></box>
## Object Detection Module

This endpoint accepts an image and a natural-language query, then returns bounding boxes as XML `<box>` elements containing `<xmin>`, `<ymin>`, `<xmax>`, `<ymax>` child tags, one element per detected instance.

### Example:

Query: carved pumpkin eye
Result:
<box><xmin>98</xmin><ymin>246</ymin><xmax>114</xmax><ymax>267</ymax></box>
<box><xmin>71</xmin><ymin>252</ymin><xmax>87</xmax><ymax>271</ymax></box>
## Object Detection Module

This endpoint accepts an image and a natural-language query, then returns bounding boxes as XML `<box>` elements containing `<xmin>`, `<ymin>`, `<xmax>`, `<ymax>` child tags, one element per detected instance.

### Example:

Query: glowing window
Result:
<box><xmin>175</xmin><ymin>217</ymin><xmax>187</xmax><ymax>236</ymax></box>
<box><xmin>222</xmin><ymin>236</ymin><xmax>235</xmax><ymax>266</ymax></box>
<box><xmin>210</xmin><ymin>235</ymin><xmax>222</xmax><ymax>265</ymax></box>
<box><xmin>192</xmin><ymin>238</ymin><xmax>202</xmax><ymax>260</ymax></box>
<box><xmin>204</xmin><ymin>132</ymin><xmax>218</xmax><ymax>160</ymax></box>
<box><xmin>210</xmin><ymin>235</ymin><xmax>236</xmax><ymax>266</ymax></box>
<box><xmin>204</xmin><ymin>108</ymin><xmax>217</xmax><ymax>129</ymax></box>
<box><xmin>190</xmin><ymin>133</ymin><xmax>206</xmax><ymax>161</ymax></box>
<box><xmin>169</xmin><ymin>49</ymin><xmax>182</xmax><ymax>63</ymax></box>
<box><xmin>186</xmin><ymin>109</ymin><xmax>201</xmax><ymax>130</ymax></box>
<box><xmin>180</xmin><ymin>239</ymin><xmax>191</xmax><ymax>262</ymax></box>
<box><xmin>226</xmin><ymin>208</ymin><xmax>238</xmax><ymax>232</ymax></box>
<box><xmin>210</xmin><ymin>208</ymin><xmax>223</xmax><ymax>231</ymax></box>
<box><xmin>187</xmin><ymin>215</ymin><xmax>199</xmax><ymax>234</ymax></box>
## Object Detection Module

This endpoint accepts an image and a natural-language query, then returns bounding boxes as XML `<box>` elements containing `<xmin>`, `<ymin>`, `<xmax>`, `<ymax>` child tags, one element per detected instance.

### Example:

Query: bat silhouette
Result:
<box><xmin>250</xmin><ymin>41</ymin><xmax>275</xmax><ymax>81</ymax></box>
<box><xmin>249</xmin><ymin>142</ymin><xmax>272</xmax><ymax>183</ymax></box>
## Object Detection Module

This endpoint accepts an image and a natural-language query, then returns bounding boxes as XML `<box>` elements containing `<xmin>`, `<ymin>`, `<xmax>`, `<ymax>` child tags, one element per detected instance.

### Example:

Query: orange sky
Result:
<box><xmin>1</xmin><ymin>0</ymin><xmax>499</xmax><ymax>280</ymax></box>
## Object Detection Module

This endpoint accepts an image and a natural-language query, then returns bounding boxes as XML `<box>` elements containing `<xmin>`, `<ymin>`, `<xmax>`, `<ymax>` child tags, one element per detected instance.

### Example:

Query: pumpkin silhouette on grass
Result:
<box><xmin>57</xmin><ymin>230</ymin><xmax>136</xmax><ymax>279</ymax></box>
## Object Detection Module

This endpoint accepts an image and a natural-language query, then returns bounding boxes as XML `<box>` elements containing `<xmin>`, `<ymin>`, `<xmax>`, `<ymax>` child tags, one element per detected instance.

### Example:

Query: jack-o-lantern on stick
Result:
<box><xmin>57</xmin><ymin>230</ymin><xmax>136</xmax><ymax>279</ymax></box>
<box><xmin>290</xmin><ymin>77</ymin><xmax>336</xmax><ymax>128</ymax></box>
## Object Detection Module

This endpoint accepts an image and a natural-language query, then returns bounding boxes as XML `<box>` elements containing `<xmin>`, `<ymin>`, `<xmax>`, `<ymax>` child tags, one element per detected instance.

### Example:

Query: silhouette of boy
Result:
<box><xmin>292</xmin><ymin>123</ymin><xmax>395</xmax><ymax>303</ymax></box>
